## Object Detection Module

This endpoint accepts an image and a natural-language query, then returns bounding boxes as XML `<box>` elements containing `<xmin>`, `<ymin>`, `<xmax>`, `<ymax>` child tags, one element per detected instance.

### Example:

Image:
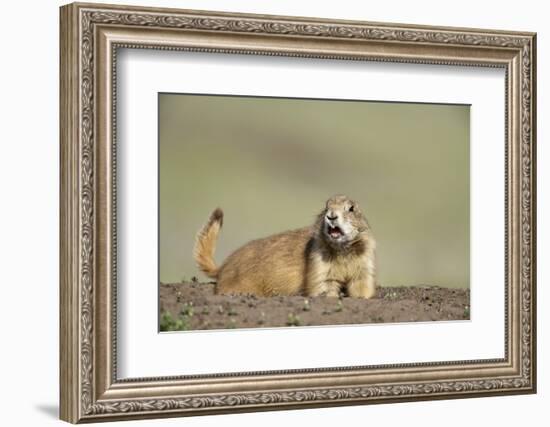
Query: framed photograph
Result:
<box><xmin>60</xmin><ymin>2</ymin><xmax>537</xmax><ymax>423</ymax></box>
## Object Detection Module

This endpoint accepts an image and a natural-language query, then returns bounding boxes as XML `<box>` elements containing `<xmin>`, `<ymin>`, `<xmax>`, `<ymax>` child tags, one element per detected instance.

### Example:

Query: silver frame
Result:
<box><xmin>60</xmin><ymin>2</ymin><xmax>537</xmax><ymax>423</ymax></box>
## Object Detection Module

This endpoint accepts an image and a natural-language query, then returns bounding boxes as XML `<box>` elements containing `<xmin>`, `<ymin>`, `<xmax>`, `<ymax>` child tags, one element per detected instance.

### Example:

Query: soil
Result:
<box><xmin>159</xmin><ymin>280</ymin><xmax>470</xmax><ymax>331</ymax></box>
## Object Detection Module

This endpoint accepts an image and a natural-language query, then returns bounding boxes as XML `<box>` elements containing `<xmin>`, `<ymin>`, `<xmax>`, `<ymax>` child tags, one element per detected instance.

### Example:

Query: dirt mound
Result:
<box><xmin>159</xmin><ymin>281</ymin><xmax>469</xmax><ymax>331</ymax></box>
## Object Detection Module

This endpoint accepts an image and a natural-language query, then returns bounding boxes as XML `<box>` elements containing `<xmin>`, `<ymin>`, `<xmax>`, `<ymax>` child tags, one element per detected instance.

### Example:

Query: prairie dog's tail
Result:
<box><xmin>193</xmin><ymin>208</ymin><xmax>224</xmax><ymax>278</ymax></box>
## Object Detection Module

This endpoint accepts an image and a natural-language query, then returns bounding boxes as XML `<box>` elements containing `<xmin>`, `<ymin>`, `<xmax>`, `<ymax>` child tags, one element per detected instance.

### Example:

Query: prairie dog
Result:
<box><xmin>193</xmin><ymin>195</ymin><xmax>377</xmax><ymax>298</ymax></box>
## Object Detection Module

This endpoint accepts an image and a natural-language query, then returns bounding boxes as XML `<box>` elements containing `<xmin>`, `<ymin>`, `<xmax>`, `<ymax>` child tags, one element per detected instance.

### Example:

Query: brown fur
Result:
<box><xmin>193</xmin><ymin>208</ymin><xmax>223</xmax><ymax>278</ymax></box>
<box><xmin>193</xmin><ymin>195</ymin><xmax>377</xmax><ymax>298</ymax></box>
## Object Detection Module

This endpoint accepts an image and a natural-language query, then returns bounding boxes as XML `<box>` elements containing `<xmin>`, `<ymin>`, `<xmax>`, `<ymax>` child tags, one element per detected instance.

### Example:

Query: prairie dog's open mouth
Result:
<box><xmin>327</xmin><ymin>225</ymin><xmax>344</xmax><ymax>239</ymax></box>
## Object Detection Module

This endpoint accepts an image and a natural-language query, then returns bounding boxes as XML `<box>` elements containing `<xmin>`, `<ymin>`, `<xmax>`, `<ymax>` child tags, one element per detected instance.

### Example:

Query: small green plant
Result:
<box><xmin>334</xmin><ymin>300</ymin><xmax>344</xmax><ymax>312</ymax></box>
<box><xmin>180</xmin><ymin>302</ymin><xmax>194</xmax><ymax>317</ymax></box>
<box><xmin>227</xmin><ymin>306</ymin><xmax>238</xmax><ymax>316</ymax></box>
<box><xmin>227</xmin><ymin>318</ymin><xmax>237</xmax><ymax>329</ymax></box>
<box><xmin>160</xmin><ymin>311</ymin><xmax>189</xmax><ymax>331</ymax></box>
<box><xmin>384</xmin><ymin>291</ymin><xmax>398</xmax><ymax>300</ymax></box>
<box><xmin>463</xmin><ymin>306</ymin><xmax>470</xmax><ymax>319</ymax></box>
<box><xmin>302</xmin><ymin>299</ymin><xmax>311</xmax><ymax>312</ymax></box>
<box><xmin>286</xmin><ymin>313</ymin><xmax>301</xmax><ymax>327</ymax></box>
<box><xmin>201</xmin><ymin>306</ymin><xmax>210</xmax><ymax>315</ymax></box>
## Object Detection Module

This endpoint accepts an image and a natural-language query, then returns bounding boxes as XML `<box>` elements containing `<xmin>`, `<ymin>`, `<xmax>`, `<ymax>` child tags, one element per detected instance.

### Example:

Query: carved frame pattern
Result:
<box><xmin>60</xmin><ymin>2</ymin><xmax>536</xmax><ymax>423</ymax></box>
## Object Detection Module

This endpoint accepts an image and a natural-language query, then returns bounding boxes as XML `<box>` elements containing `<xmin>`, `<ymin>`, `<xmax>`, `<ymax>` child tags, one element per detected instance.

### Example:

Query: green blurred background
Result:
<box><xmin>159</xmin><ymin>94</ymin><xmax>470</xmax><ymax>288</ymax></box>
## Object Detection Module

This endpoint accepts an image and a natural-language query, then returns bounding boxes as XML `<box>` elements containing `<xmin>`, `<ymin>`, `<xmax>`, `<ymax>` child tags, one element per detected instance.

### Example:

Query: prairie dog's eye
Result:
<box><xmin>349</xmin><ymin>205</ymin><xmax>354</xmax><ymax>212</ymax></box>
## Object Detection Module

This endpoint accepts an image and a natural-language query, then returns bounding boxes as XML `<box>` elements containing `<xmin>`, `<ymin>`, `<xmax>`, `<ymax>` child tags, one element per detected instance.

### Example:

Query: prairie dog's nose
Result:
<box><xmin>326</xmin><ymin>212</ymin><xmax>338</xmax><ymax>221</ymax></box>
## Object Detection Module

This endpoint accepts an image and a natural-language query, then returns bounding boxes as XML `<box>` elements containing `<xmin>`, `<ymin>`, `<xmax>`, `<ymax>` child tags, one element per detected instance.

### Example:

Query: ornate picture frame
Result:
<box><xmin>60</xmin><ymin>2</ymin><xmax>536</xmax><ymax>423</ymax></box>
